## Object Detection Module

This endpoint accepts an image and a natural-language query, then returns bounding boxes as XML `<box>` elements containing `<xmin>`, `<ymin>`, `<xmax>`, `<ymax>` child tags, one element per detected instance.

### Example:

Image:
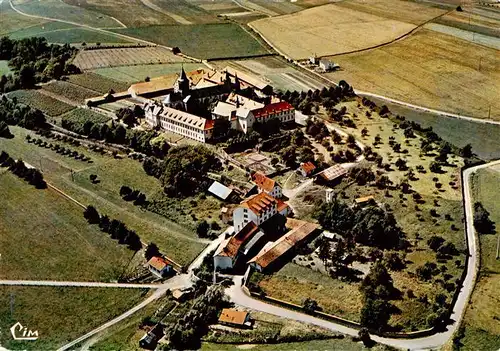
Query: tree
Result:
<box><xmin>0</xmin><ymin>121</ymin><xmax>12</xmax><ymax>138</ymax></box>
<box><xmin>303</xmin><ymin>298</ymin><xmax>319</xmax><ymax>314</ymax></box>
<box><xmin>360</xmin><ymin>298</ymin><xmax>392</xmax><ymax>332</ymax></box>
<box><xmin>473</xmin><ymin>202</ymin><xmax>495</xmax><ymax>234</ymax></box>
<box><xmin>89</xmin><ymin>174</ymin><xmax>98</xmax><ymax>183</ymax></box>
<box><xmin>427</xmin><ymin>235</ymin><xmax>445</xmax><ymax>251</ymax></box>
<box><xmin>144</xmin><ymin>242</ymin><xmax>160</xmax><ymax>261</ymax></box>
<box><xmin>196</xmin><ymin>220</ymin><xmax>210</xmax><ymax>238</ymax></box>
<box><xmin>361</xmin><ymin>127</ymin><xmax>368</xmax><ymax>137</ymax></box>
<box><xmin>317</xmin><ymin>238</ymin><xmax>331</xmax><ymax>267</ymax></box>
<box><xmin>395</xmin><ymin>158</ymin><xmax>407</xmax><ymax>171</ymax></box>
<box><xmin>360</xmin><ymin>262</ymin><xmax>394</xmax><ymax>300</ymax></box>
<box><xmin>430</xmin><ymin>161</ymin><xmax>442</xmax><ymax>173</ymax></box>
<box><xmin>460</xmin><ymin>144</ymin><xmax>473</xmax><ymax>158</ymax></box>
<box><xmin>83</xmin><ymin>205</ymin><xmax>100</xmax><ymax>224</ymax></box>
<box><xmin>358</xmin><ymin>327</ymin><xmax>372</xmax><ymax>346</ymax></box>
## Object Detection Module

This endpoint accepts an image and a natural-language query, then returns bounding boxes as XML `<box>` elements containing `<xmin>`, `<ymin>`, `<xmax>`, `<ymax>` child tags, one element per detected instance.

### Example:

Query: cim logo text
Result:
<box><xmin>10</xmin><ymin>322</ymin><xmax>39</xmax><ymax>341</ymax></box>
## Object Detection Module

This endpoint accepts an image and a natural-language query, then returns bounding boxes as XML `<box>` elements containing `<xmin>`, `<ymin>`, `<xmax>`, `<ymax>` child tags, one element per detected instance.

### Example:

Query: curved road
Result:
<box><xmin>228</xmin><ymin>160</ymin><xmax>500</xmax><ymax>350</ymax></box>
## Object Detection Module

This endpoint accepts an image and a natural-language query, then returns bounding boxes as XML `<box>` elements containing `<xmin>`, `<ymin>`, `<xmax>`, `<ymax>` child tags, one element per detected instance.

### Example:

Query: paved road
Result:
<box><xmin>228</xmin><ymin>160</ymin><xmax>500</xmax><ymax>350</ymax></box>
<box><xmin>0</xmin><ymin>280</ymin><xmax>162</xmax><ymax>289</ymax></box>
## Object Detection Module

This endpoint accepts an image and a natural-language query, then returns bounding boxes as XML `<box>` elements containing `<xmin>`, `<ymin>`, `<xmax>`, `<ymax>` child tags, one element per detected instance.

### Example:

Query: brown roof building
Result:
<box><xmin>251</xmin><ymin>172</ymin><xmax>282</xmax><ymax>198</ymax></box>
<box><xmin>299</xmin><ymin>161</ymin><xmax>316</xmax><ymax>177</ymax></box>
<box><xmin>218</xmin><ymin>309</ymin><xmax>251</xmax><ymax>328</ymax></box>
<box><xmin>315</xmin><ymin>164</ymin><xmax>347</xmax><ymax>183</ymax></box>
<box><xmin>241</xmin><ymin>192</ymin><xmax>277</xmax><ymax>216</ymax></box>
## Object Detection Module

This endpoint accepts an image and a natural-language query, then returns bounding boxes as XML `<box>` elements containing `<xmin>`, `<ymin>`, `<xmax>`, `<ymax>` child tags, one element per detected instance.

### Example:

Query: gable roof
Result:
<box><xmin>317</xmin><ymin>164</ymin><xmax>347</xmax><ymax>181</ymax></box>
<box><xmin>300</xmin><ymin>161</ymin><xmax>316</xmax><ymax>175</ymax></box>
<box><xmin>154</xmin><ymin>105</ymin><xmax>212</xmax><ymax>131</ymax></box>
<box><xmin>248</xmin><ymin>219</ymin><xmax>319</xmax><ymax>270</ymax></box>
<box><xmin>252</xmin><ymin>172</ymin><xmax>278</xmax><ymax>192</ymax></box>
<box><xmin>218</xmin><ymin>309</ymin><xmax>249</xmax><ymax>325</ymax></box>
<box><xmin>215</xmin><ymin>222</ymin><xmax>260</xmax><ymax>259</ymax></box>
<box><xmin>226</xmin><ymin>93</ymin><xmax>264</xmax><ymax>111</ymax></box>
<box><xmin>208</xmin><ymin>181</ymin><xmax>233</xmax><ymax>200</ymax></box>
<box><xmin>148</xmin><ymin>256</ymin><xmax>171</xmax><ymax>271</ymax></box>
<box><xmin>224</xmin><ymin>66</ymin><xmax>270</xmax><ymax>91</ymax></box>
<box><xmin>240</xmin><ymin>192</ymin><xmax>277</xmax><ymax>216</ymax></box>
<box><xmin>254</xmin><ymin>101</ymin><xmax>294</xmax><ymax>119</ymax></box>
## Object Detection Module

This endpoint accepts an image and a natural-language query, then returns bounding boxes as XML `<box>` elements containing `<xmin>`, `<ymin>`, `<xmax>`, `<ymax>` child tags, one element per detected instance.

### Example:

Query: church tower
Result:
<box><xmin>174</xmin><ymin>66</ymin><xmax>190</xmax><ymax>97</ymax></box>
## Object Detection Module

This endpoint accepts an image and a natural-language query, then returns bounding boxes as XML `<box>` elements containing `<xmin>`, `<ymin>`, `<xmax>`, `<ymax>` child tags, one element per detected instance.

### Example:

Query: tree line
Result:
<box><xmin>0</xmin><ymin>95</ymin><xmax>46</xmax><ymax>132</ymax></box>
<box><xmin>83</xmin><ymin>205</ymin><xmax>142</xmax><ymax>251</ymax></box>
<box><xmin>120</xmin><ymin>185</ymin><xmax>147</xmax><ymax>206</ymax></box>
<box><xmin>0</xmin><ymin>36</ymin><xmax>79</xmax><ymax>93</ymax></box>
<box><xmin>0</xmin><ymin>151</ymin><xmax>46</xmax><ymax>188</ymax></box>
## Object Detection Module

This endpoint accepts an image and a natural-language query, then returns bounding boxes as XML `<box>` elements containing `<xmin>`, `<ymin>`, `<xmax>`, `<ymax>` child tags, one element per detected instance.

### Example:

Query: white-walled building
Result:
<box><xmin>252</xmin><ymin>172</ymin><xmax>283</xmax><ymax>199</ymax></box>
<box><xmin>253</xmin><ymin>101</ymin><xmax>295</xmax><ymax>124</ymax></box>
<box><xmin>233</xmin><ymin>192</ymin><xmax>278</xmax><ymax>233</ymax></box>
<box><xmin>145</xmin><ymin>103</ymin><xmax>214</xmax><ymax>143</ymax></box>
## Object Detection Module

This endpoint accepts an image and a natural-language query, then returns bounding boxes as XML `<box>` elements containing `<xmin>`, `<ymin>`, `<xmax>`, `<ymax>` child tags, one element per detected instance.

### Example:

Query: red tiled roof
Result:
<box><xmin>241</xmin><ymin>192</ymin><xmax>277</xmax><ymax>216</ymax></box>
<box><xmin>252</xmin><ymin>172</ymin><xmax>276</xmax><ymax>192</ymax></box>
<box><xmin>254</xmin><ymin>101</ymin><xmax>294</xmax><ymax>119</ymax></box>
<box><xmin>148</xmin><ymin>256</ymin><xmax>171</xmax><ymax>271</ymax></box>
<box><xmin>300</xmin><ymin>162</ymin><xmax>316</xmax><ymax>175</ymax></box>
<box><xmin>277</xmin><ymin>199</ymin><xmax>289</xmax><ymax>213</ymax></box>
<box><xmin>218</xmin><ymin>309</ymin><xmax>249</xmax><ymax>325</ymax></box>
<box><xmin>204</xmin><ymin>119</ymin><xmax>215</xmax><ymax>130</ymax></box>
<box><xmin>317</xmin><ymin>164</ymin><xmax>347</xmax><ymax>181</ymax></box>
<box><xmin>219</xmin><ymin>222</ymin><xmax>260</xmax><ymax>258</ymax></box>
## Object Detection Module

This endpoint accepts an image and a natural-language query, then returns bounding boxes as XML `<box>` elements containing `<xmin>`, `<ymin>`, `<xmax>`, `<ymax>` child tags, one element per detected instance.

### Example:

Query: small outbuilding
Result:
<box><xmin>139</xmin><ymin>324</ymin><xmax>164</xmax><ymax>350</ymax></box>
<box><xmin>299</xmin><ymin>161</ymin><xmax>316</xmax><ymax>177</ymax></box>
<box><xmin>208</xmin><ymin>181</ymin><xmax>234</xmax><ymax>201</ymax></box>
<box><xmin>218</xmin><ymin>309</ymin><xmax>252</xmax><ymax>328</ymax></box>
<box><xmin>355</xmin><ymin>195</ymin><xmax>375</xmax><ymax>207</ymax></box>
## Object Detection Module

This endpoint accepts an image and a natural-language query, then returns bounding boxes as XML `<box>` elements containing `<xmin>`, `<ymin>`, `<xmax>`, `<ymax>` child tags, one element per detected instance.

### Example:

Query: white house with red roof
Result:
<box><xmin>233</xmin><ymin>192</ymin><xmax>290</xmax><ymax>232</ymax></box>
<box><xmin>252</xmin><ymin>172</ymin><xmax>282</xmax><ymax>198</ymax></box>
<box><xmin>253</xmin><ymin>101</ymin><xmax>295</xmax><ymax>124</ymax></box>
<box><xmin>147</xmin><ymin>256</ymin><xmax>173</xmax><ymax>278</ymax></box>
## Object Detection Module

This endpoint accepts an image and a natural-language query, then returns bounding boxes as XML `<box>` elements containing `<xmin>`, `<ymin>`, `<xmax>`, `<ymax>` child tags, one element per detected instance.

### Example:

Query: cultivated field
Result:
<box><xmin>12</xmin><ymin>0</ymin><xmax>122</xmax><ymax>28</ymax></box>
<box><xmin>7</xmin><ymin>90</ymin><xmax>75</xmax><ymax>117</ymax></box>
<box><xmin>0</xmin><ymin>172</ymin><xmax>136</xmax><ymax>281</ymax></box>
<box><xmin>0</xmin><ymin>286</ymin><xmax>146</xmax><ymax>350</ymax></box>
<box><xmin>250</xmin><ymin>4</ymin><xmax>416</xmax><ymax>59</ymax></box>
<box><xmin>92</xmin><ymin>62</ymin><xmax>202</xmax><ymax>83</ymax></box>
<box><xmin>73</xmin><ymin>46</ymin><xmax>186</xmax><ymax>70</ymax></box>
<box><xmin>327</xmin><ymin>30</ymin><xmax>500</xmax><ymax>120</ymax></box>
<box><xmin>42</xmin><ymin>81</ymin><xmax>100</xmax><ymax>104</ymax></box>
<box><xmin>61</xmin><ymin>108</ymin><xmax>111</xmax><ymax>126</ymax></box>
<box><xmin>112</xmin><ymin>23</ymin><xmax>269</xmax><ymax>59</ymax></box>
<box><xmin>460</xmin><ymin>166</ymin><xmax>500</xmax><ymax>350</ymax></box>
<box><xmin>0</xmin><ymin>127</ymin><xmax>207</xmax><ymax>266</ymax></box>
<box><xmin>67</xmin><ymin>72</ymin><xmax>130</xmax><ymax>94</ymax></box>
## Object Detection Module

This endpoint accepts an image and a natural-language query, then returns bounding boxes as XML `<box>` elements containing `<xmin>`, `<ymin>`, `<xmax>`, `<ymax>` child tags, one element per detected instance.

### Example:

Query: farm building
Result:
<box><xmin>147</xmin><ymin>256</ymin><xmax>173</xmax><ymax>278</ymax></box>
<box><xmin>355</xmin><ymin>195</ymin><xmax>376</xmax><ymax>207</ymax></box>
<box><xmin>139</xmin><ymin>324</ymin><xmax>164</xmax><ymax>350</ymax></box>
<box><xmin>299</xmin><ymin>161</ymin><xmax>316</xmax><ymax>177</ymax></box>
<box><xmin>315</xmin><ymin>164</ymin><xmax>348</xmax><ymax>185</ymax></box>
<box><xmin>218</xmin><ymin>309</ymin><xmax>252</xmax><ymax>328</ymax></box>
<box><xmin>213</xmin><ymin>222</ymin><xmax>265</xmax><ymax>270</ymax></box>
<box><xmin>144</xmin><ymin>103</ymin><xmax>214</xmax><ymax>143</ymax></box>
<box><xmin>208</xmin><ymin>181</ymin><xmax>235</xmax><ymax>202</ymax></box>
<box><xmin>252</xmin><ymin>172</ymin><xmax>283</xmax><ymax>198</ymax></box>
<box><xmin>248</xmin><ymin>219</ymin><xmax>320</xmax><ymax>272</ymax></box>
<box><xmin>319</xmin><ymin>59</ymin><xmax>339</xmax><ymax>72</ymax></box>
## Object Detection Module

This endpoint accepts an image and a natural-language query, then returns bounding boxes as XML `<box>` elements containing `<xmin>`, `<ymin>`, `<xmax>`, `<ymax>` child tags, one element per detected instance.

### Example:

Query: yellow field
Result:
<box><xmin>325</xmin><ymin>29</ymin><xmax>500</xmax><ymax>119</ymax></box>
<box><xmin>250</xmin><ymin>4</ymin><xmax>416</xmax><ymax>59</ymax></box>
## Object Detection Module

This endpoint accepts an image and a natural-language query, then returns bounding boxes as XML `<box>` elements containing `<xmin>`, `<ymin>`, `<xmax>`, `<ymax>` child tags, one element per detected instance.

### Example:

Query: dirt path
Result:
<box><xmin>138</xmin><ymin>0</ymin><xmax>192</xmax><ymax>24</ymax></box>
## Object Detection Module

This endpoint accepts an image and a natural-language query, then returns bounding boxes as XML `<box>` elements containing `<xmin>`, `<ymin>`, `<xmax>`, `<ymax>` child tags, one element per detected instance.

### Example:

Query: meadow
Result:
<box><xmin>0</xmin><ymin>286</ymin><xmax>146</xmax><ymax>350</ymax></box>
<box><xmin>459</xmin><ymin>166</ymin><xmax>500</xmax><ymax>350</ymax></box>
<box><xmin>12</xmin><ymin>0</ymin><xmax>121</xmax><ymax>28</ymax></box>
<box><xmin>0</xmin><ymin>1</ymin><xmax>47</xmax><ymax>36</ymax></box>
<box><xmin>92</xmin><ymin>62</ymin><xmax>202</xmax><ymax>83</ymax></box>
<box><xmin>8</xmin><ymin>90</ymin><xmax>75</xmax><ymax>117</ymax></box>
<box><xmin>250</xmin><ymin>4</ymin><xmax>416</xmax><ymax>59</ymax></box>
<box><xmin>111</xmin><ymin>23</ymin><xmax>269</xmax><ymax>59</ymax></box>
<box><xmin>0</xmin><ymin>61</ymin><xmax>12</xmax><ymax>76</ymax></box>
<box><xmin>326</xmin><ymin>29</ymin><xmax>500</xmax><ymax>120</ymax></box>
<box><xmin>0</xmin><ymin>127</ymin><xmax>207</xmax><ymax>266</ymax></box>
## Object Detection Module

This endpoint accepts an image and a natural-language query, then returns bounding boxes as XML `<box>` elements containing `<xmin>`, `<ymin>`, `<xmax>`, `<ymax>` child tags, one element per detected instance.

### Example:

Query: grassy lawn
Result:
<box><xmin>257</xmin><ymin>263</ymin><xmax>363</xmax><ymax>321</ymax></box>
<box><xmin>111</xmin><ymin>23</ymin><xmax>269</xmax><ymax>59</ymax></box>
<box><xmin>460</xmin><ymin>166</ymin><xmax>500</xmax><ymax>350</ymax></box>
<box><xmin>0</xmin><ymin>286</ymin><xmax>147</xmax><ymax>350</ymax></box>
<box><xmin>0</xmin><ymin>126</ymin><xmax>207</xmax><ymax>267</ymax></box>
<box><xmin>0</xmin><ymin>172</ymin><xmax>136</xmax><ymax>281</ymax></box>
<box><xmin>7</xmin><ymin>89</ymin><xmax>75</xmax><ymax>117</ymax></box>
<box><xmin>0</xmin><ymin>60</ymin><xmax>11</xmax><ymax>75</ymax></box>
<box><xmin>92</xmin><ymin>62</ymin><xmax>203</xmax><ymax>83</ymax></box>
<box><xmin>12</xmin><ymin>0</ymin><xmax>120</xmax><ymax>28</ymax></box>
<box><xmin>67</xmin><ymin>73</ymin><xmax>130</xmax><ymax>94</ymax></box>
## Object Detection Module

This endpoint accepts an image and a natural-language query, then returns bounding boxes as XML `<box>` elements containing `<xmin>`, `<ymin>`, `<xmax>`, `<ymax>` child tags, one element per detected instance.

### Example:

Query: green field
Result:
<box><xmin>12</xmin><ymin>0</ymin><xmax>121</xmax><ymax>28</ymax></box>
<box><xmin>0</xmin><ymin>286</ymin><xmax>147</xmax><ymax>350</ymax></box>
<box><xmin>460</xmin><ymin>166</ymin><xmax>500</xmax><ymax>350</ymax></box>
<box><xmin>67</xmin><ymin>73</ymin><xmax>130</xmax><ymax>94</ymax></box>
<box><xmin>0</xmin><ymin>172</ymin><xmax>137</xmax><ymax>281</ymax></box>
<box><xmin>0</xmin><ymin>60</ymin><xmax>11</xmax><ymax>75</ymax></box>
<box><xmin>0</xmin><ymin>127</ymin><xmax>206</xmax><ymax>266</ymax></box>
<box><xmin>61</xmin><ymin>108</ymin><xmax>111</xmax><ymax>125</ymax></box>
<box><xmin>111</xmin><ymin>23</ymin><xmax>269</xmax><ymax>59</ymax></box>
<box><xmin>0</xmin><ymin>1</ymin><xmax>48</xmax><ymax>36</ymax></box>
<box><xmin>370</xmin><ymin>97</ymin><xmax>500</xmax><ymax>160</ymax></box>
<box><xmin>201</xmin><ymin>339</ymin><xmax>392</xmax><ymax>351</ymax></box>
<box><xmin>43</xmin><ymin>81</ymin><xmax>99</xmax><ymax>103</ymax></box>
<box><xmin>8</xmin><ymin>90</ymin><xmax>75</xmax><ymax>117</ymax></box>
<box><xmin>92</xmin><ymin>62</ymin><xmax>203</xmax><ymax>83</ymax></box>
<box><xmin>7</xmin><ymin>21</ymin><xmax>133</xmax><ymax>45</ymax></box>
